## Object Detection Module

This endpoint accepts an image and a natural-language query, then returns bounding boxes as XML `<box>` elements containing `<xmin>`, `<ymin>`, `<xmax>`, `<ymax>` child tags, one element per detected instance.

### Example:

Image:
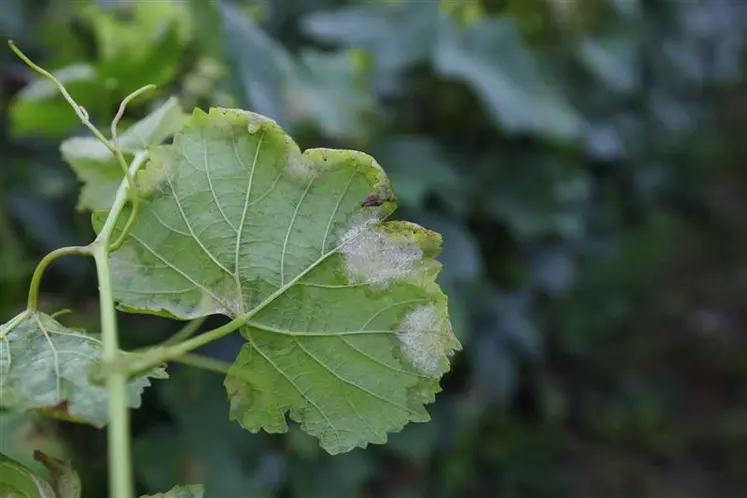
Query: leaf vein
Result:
<box><xmin>320</xmin><ymin>168</ymin><xmax>357</xmax><ymax>257</ymax></box>
<box><xmin>202</xmin><ymin>128</ymin><xmax>238</xmax><ymax>233</ymax></box>
<box><xmin>294</xmin><ymin>339</ymin><xmax>421</xmax><ymax>417</ymax></box>
<box><xmin>165</xmin><ymin>174</ymin><xmax>235</xmax><ymax>279</ymax></box>
<box><xmin>280</xmin><ymin>176</ymin><xmax>317</xmax><ymax>286</ymax></box>
<box><xmin>34</xmin><ymin>314</ymin><xmax>61</xmax><ymax>404</ymax></box>
<box><xmin>249</xmin><ymin>334</ymin><xmax>341</xmax><ymax>446</ymax></box>
<box><xmin>130</xmin><ymin>233</ymin><xmax>228</xmax><ymax>310</ymax></box>
<box><xmin>235</xmin><ymin>129</ymin><xmax>264</xmax><ymax>313</ymax></box>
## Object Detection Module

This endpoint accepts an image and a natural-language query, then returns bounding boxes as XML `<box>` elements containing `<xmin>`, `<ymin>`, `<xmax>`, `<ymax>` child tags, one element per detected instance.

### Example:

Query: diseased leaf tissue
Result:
<box><xmin>97</xmin><ymin>107</ymin><xmax>461</xmax><ymax>453</ymax></box>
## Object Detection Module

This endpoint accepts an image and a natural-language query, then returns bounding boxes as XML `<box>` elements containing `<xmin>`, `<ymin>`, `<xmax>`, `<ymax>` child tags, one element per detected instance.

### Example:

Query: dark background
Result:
<box><xmin>2</xmin><ymin>0</ymin><xmax>747</xmax><ymax>497</ymax></box>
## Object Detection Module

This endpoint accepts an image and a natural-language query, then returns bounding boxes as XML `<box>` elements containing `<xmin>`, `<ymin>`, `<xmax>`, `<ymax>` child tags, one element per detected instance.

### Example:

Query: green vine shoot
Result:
<box><xmin>0</xmin><ymin>39</ymin><xmax>458</xmax><ymax>498</ymax></box>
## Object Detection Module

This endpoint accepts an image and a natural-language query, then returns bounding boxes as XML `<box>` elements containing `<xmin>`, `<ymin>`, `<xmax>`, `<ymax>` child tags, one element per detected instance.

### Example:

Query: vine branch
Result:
<box><xmin>8</xmin><ymin>41</ymin><xmax>155</xmax><ymax>498</ymax></box>
<box><xmin>109</xmin><ymin>84</ymin><xmax>156</xmax><ymax>252</ymax></box>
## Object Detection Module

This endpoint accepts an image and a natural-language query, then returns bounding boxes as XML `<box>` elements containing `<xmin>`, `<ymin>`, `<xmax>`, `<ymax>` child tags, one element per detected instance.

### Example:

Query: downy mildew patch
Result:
<box><xmin>397</xmin><ymin>304</ymin><xmax>457</xmax><ymax>378</ymax></box>
<box><xmin>338</xmin><ymin>215</ymin><xmax>424</xmax><ymax>289</ymax></box>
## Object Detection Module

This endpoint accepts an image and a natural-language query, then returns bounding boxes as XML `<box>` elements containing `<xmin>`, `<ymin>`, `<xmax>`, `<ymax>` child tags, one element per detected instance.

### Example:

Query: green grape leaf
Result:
<box><xmin>0</xmin><ymin>453</ymin><xmax>55</xmax><ymax>498</ymax></box>
<box><xmin>139</xmin><ymin>485</ymin><xmax>204</xmax><ymax>498</ymax></box>
<box><xmin>60</xmin><ymin>97</ymin><xmax>184</xmax><ymax>211</ymax></box>
<box><xmin>32</xmin><ymin>451</ymin><xmax>81</xmax><ymax>498</ymax></box>
<box><xmin>287</xmin><ymin>49</ymin><xmax>376</xmax><ymax>141</ymax></box>
<box><xmin>0</xmin><ymin>310</ymin><xmax>167</xmax><ymax>428</ymax></box>
<box><xmin>82</xmin><ymin>2</ymin><xmax>192</xmax><ymax>92</ymax></box>
<box><xmin>95</xmin><ymin>108</ymin><xmax>460</xmax><ymax>454</ymax></box>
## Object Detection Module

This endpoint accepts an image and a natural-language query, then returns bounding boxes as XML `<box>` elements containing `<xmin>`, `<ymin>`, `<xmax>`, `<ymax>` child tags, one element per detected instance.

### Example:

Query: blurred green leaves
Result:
<box><xmin>220</xmin><ymin>2</ymin><xmax>291</xmax><ymax>125</ymax></box>
<box><xmin>60</xmin><ymin>96</ymin><xmax>184</xmax><ymax>211</ymax></box>
<box><xmin>434</xmin><ymin>17</ymin><xmax>583</xmax><ymax>141</ymax></box>
<box><xmin>0</xmin><ymin>451</ymin><xmax>80</xmax><ymax>498</ymax></box>
<box><xmin>8</xmin><ymin>1</ymin><xmax>192</xmax><ymax>139</ymax></box>
<box><xmin>4</xmin><ymin>0</ymin><xmax>747</xmax><ymax>496</ymax></box>
<box><xmin>0</xmin><ymin>452</ymin><xmax>57</xmax><ymax>498</ymax></box>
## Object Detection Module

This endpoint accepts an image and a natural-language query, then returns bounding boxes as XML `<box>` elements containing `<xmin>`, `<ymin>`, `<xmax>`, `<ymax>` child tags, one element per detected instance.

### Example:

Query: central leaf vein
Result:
<box><xmin>234</xmin><ymin>129</ymin><xmax>263</xmax><ymax>313</ymax></box>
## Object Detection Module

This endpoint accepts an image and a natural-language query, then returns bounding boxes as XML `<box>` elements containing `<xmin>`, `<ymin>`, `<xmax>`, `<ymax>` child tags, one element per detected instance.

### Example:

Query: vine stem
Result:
<box><xmin>92</xmin><ymin>246</ymin><xmax>132</xmax><ymax>498</ymax></box>
<box><xmin>109</xmin><ymin>84</ymin><xmax>156</xmax><ymax>252</ymax></box>
<box><xmin>8</xmin><ymin>40</ymin><xmax>153</xmax><ymax>498</ymax></box>
<box><xmin>27</xmin><ymin>246</ymin><xmax>91</xmax><ymax>309</ymax></box>
<box><xmin>93</xmin><ymin>150</ymin><xmax>150</xmax><ymax>498</ymax></box>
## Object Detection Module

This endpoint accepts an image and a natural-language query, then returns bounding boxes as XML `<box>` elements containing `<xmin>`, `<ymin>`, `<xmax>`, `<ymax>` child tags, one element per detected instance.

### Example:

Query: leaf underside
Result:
<box><xmin>0</xmin><ymin>452</ymin><xmax>56</xmax><ymax>498</ymax></box>
<box><xmin>95</xmin><ymin>107</ymin><xmax>461</xmax><ymax>454</ymax></box>
<box><xmin>0</xmin><ymin>310</ymin><xmax>167</xmax><ymax>428</ymax></box>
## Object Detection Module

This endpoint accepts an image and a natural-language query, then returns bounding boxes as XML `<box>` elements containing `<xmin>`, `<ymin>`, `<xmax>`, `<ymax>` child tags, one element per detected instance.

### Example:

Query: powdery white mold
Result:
<box><xmin>338</xmin><ymin>216</ymin><xmax>423</xmax><ymax>288</ymax></box>
<box><xmin>284</xmin><ymin>151</ymin><xmax>320</xmax><ymax>184</ymax></box>
<box><xmin>397</xmin><ymin>304</ymin><xmax>454</xmax><ymax>377</ymax></box>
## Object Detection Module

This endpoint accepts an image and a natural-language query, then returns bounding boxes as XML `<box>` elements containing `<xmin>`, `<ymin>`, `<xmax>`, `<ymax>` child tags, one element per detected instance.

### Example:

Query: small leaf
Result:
<box><xmin>287</xmin><ymin>49</ymin><xmax>376</xmax><ymax>141</ymax></box>
<box><xmin>302</xmin><ymin>3</ymin><xmax>437</xmax><ymax>73</ymax></box>
<box><xmin>97</xmin><ymin>108</ymin><xmax>460</xmax><ymax>454</ymax></box>
<box><xmin>434</xmin><ymin>17</ymin><xmax>583</xmax><ymax>141</ymax></box>
<box><xmin>0</xmin><ymin>310</ymin><xmax>167</xmax><ymax>428</ymax></box>
<box><xmin>33</xmin><ymin>451</ymin><xmax>81</xmax><ymax>498</ymax></box>
<box><xmin>0</xmin><ymin>453</ymin><xmax>55</xmax><ymax>498</ymax></box>
<box><xmin>139</xmin><ymin>485</ymin><xmax>204</xmax><ymax>498</ymax></box>
<box><xmin>82</xmin><ymin>2</ymin><xmax>192</xmax><ymax>92</ymax></box>
<box><xmin>220</xmin><ymin>3</ymin><xmax>292</xmax><ymax>124</ymax></box>
<box><xmin>60</xmin><ymin>97</ymin><xmax>185</xmax><ymax>211</ymax></box>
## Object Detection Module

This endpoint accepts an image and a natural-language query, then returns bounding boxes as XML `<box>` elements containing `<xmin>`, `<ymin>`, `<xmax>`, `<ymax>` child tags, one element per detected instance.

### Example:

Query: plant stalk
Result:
<box><xmin>93</xmin><ymin>245</ymin><xmax>133</xmax><ymax>498</ymax></box>
<box><xmin>92</xmin><ymin>149</ymin><xmax>150</xmax><ymax>498</ymax></box>
<box><xmin>27</xmin><ymin>246</ymin><xmax>91</xmax><ymax>309</ymax></box>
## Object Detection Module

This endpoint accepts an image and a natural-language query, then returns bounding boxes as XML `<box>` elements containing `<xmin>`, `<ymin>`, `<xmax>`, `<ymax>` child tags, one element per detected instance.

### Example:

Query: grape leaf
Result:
<box><xmin>0</xmin><ymin>453</ymin><xmax>55</xmax><ymax>498</ymax></box>
<box><xmin>0</xmin><ymin>310</ymin><xmax>167</xmax><ymax>428</ymax></box>
<box><xmin>95</xmin><ymin>107</ymin><xmax>460</xmax><ymax>454</ymax></box>
<box><xmin>60</xmin><ymin>96</ymin><xmax>184</xmax><ymax>211</ymax></box>
<box><xmin>140</xmin><ymin>485</ymin><xmax>204</xmax><ymax>498</ymax></box>
<box><xmin>33</xmin><ymin>451</ymin><xmax>81</xmax><ymax>498</ymax></box>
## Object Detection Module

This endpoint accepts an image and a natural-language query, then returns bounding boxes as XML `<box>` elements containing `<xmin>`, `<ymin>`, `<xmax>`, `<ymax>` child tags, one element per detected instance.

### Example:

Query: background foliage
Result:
<box><xmin>2</xmin><ymin>0</ymin><xmax>747</xmax><ymax>496</ymax></box>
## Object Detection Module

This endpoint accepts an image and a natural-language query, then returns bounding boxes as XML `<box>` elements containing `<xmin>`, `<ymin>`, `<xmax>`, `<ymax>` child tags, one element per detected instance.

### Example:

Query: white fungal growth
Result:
<box><xmin>338</xmin><ymin>217</ymin><xmax>423</xmax><ymax>288</ymax></box>
<box><xmin>284</xmin><ymin>156</ymin><xmax>317</xmax><ymax>184</ymax></box>
<box><xmin>397</xmin><ymin>304</ymin><xmax>453</xmax><ymax>377</ymax></box>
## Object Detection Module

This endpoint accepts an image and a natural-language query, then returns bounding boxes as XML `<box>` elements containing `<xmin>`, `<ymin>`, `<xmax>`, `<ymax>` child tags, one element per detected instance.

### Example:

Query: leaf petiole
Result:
<box><xmin>27</xmin><ymin>246</ymin><xmax>92</xmax><ymax>310</ymax></box>
<box><xmin>171</xmin><ymin>352</ymin><xmax>232</xmax><ymax>376</ymax></box>
<box><xmin>103</xmin><ymin>317</ymin><xmax>245</xmax><ymax>377</ymax></box>
<box><xmin>172</xmin><ymin>353</ymin><xmax>260</xmax><ymax>386</ymax></box>
<box><xmin>160</xmin><ymin>316</ymin><xmax>207</xmax><ymax>347</ymax></box>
